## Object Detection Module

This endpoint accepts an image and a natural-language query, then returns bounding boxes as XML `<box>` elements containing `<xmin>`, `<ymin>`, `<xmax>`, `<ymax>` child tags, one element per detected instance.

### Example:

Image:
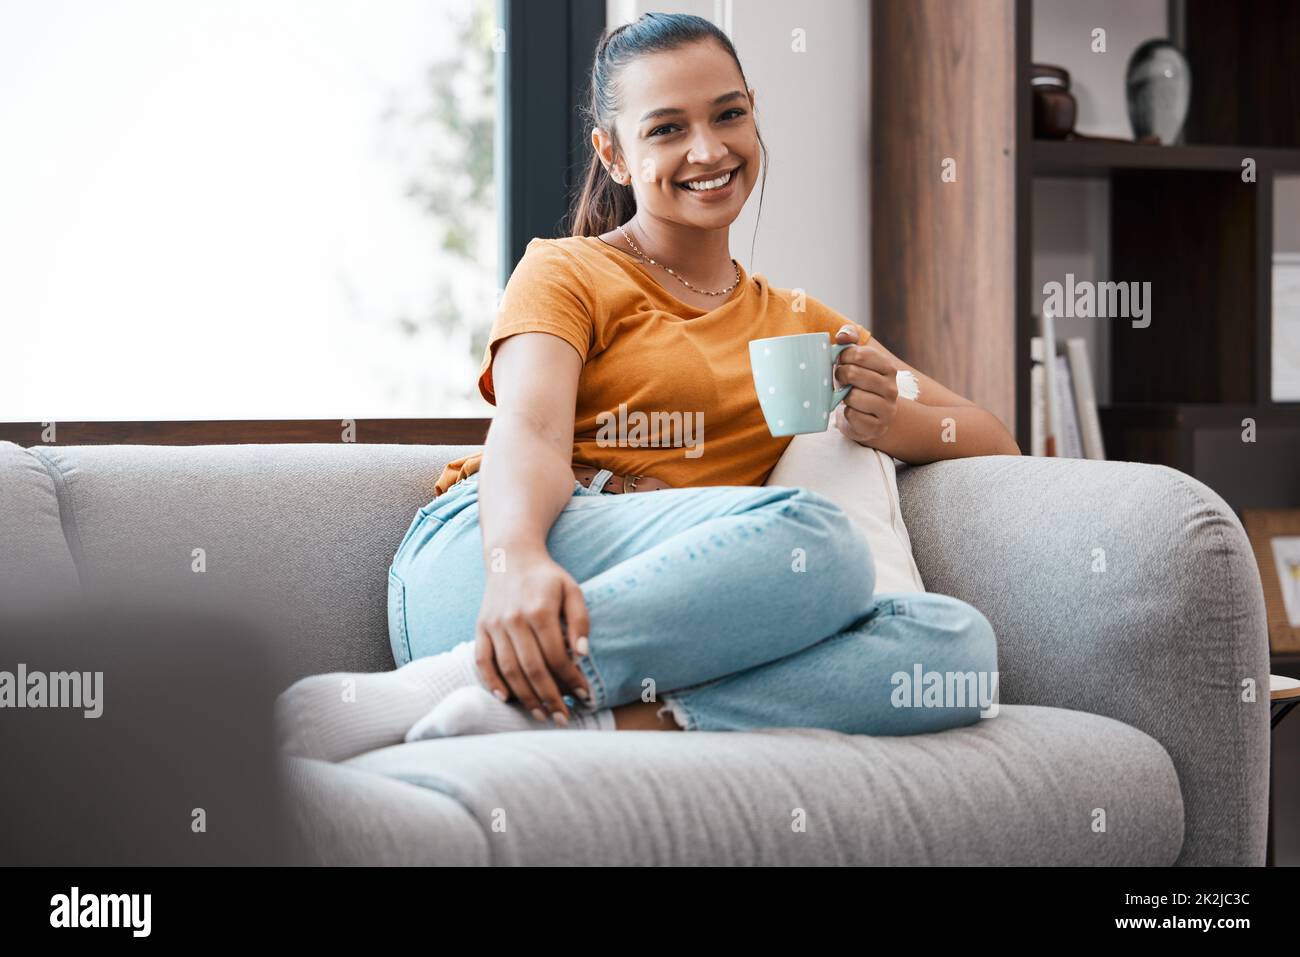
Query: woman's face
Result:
<box><xmin>597</xmin><ymin>40</ymin><xmax>759</xmax><ymax>229</ymax></box>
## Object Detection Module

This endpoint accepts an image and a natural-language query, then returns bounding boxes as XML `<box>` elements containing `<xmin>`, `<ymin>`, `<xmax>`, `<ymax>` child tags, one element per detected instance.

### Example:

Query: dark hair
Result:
<box><xmin>566</xmin><ymin>12</ymin><xmax>768</xmax><ymax>260</ymax></box>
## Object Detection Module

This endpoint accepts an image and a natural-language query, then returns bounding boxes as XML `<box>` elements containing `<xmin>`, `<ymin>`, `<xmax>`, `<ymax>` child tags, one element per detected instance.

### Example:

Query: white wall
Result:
<box><xmin>605</xmin><ymin>0</ymin><xmax>871</xmax><ymax>327</ymax></box>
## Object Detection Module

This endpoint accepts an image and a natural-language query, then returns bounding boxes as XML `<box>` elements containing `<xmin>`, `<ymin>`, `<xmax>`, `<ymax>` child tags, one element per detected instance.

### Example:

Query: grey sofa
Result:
<box><xmin>1</xmin><ymin>439</ymin><xmax>1271</xmax><ymax>865</ymax></box>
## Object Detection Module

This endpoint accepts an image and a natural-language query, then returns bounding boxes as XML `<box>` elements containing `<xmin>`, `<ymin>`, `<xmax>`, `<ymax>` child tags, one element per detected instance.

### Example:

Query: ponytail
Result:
<box><xmin>569</xmin><ymin>144</ymin><xmax>637</xmax><ymax>237</ymax></box>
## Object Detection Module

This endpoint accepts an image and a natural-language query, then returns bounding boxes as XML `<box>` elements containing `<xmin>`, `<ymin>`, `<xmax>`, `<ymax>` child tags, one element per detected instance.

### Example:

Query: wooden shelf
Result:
<box><xmin>1033</xmin><ymin>139</ymin><xmax>1300</xmax><ymax>177</ymax></box>
<box><xmin>0</xmin><ymin>419</ymin><xmax>494</xmax><ymax>447</ymax></box>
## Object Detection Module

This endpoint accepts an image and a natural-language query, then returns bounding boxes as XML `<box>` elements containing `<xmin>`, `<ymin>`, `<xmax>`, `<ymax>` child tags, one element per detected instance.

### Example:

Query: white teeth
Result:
<box><xmin>683</xmin><ymin>171</ymin><xmax>732</xmax><ymax>191</ymax></box>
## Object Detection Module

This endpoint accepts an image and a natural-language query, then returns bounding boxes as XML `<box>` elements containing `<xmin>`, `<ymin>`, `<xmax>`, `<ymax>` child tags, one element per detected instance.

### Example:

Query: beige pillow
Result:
<box><xmin>764</xmin><ymin>425</ymin><xmax>926</xmax><ymax>596</ymax></box>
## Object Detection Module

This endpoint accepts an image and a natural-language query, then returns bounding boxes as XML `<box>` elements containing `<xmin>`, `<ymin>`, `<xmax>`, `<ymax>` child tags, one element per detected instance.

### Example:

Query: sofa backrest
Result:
<box><xmin>0</xmin><ymin>441</ymin><xmax>82</xmax><ymax>610</ymax></box>
<box><xmin>8</xmin><ymin>441</ymin><xmax>480</xmax><ymax>684</ymax></box>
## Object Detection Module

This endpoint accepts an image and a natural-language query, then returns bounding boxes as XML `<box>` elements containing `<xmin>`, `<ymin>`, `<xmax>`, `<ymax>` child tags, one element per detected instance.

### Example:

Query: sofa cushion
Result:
<box><xmin>334</xmin><ymin>704</ymin><xmax>1183</xmax><ymax>865</ymax></box>
<box><xmin>764</xmin><ymin>427</ymin><xmax>925</xmax><ymax>595</ymax></box>
<box><xmin>282</xmin><ymin>757</ymin><xmax>489</xmax><ymax>865</ymax></box>
<box><xmin>0</xmin><ymin>441</ymin><xmax>81</xmax><ymax>608</ymax></box>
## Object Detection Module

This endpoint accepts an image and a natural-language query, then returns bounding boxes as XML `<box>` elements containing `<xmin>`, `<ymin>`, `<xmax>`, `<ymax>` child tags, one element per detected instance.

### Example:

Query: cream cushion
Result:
<box><xmin>764</xmin><ymin>425</ymin><xmax>926</xmax><ymax>596</ymax></box>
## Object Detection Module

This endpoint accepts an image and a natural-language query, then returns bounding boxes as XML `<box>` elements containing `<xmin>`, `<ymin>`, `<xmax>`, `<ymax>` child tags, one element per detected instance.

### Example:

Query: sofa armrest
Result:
<box><xmin>896</xmin><ymin>454</ymin><xmax>1270</xmax><ymax>866</ymax></box>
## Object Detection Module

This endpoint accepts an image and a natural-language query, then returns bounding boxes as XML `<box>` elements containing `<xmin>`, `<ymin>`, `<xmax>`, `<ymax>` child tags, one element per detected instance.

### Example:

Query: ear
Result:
<box><xmin>591</xmin><ymin>126</ymin><xmax>616</xmax><ymax>172</ymax></box>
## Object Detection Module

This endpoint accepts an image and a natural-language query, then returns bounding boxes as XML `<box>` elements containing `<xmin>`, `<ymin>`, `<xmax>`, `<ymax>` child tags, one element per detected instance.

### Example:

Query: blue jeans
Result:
<box><xmin>387</xmin><ymin>469</ymin><xmax>998</xmax><ymax>733</ymax></box>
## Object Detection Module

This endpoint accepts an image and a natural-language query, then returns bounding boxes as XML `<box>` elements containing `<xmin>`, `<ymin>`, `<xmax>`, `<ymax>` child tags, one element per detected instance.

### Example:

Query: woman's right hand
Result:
<box><xmin>474</xmin><ymin>544</ymin><xmax>593</xmax><ymax>723</ymax></box>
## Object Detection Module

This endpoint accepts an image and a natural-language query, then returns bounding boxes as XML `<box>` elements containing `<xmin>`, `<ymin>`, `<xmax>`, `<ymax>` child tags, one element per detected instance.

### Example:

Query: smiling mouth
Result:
<box><xmin>675</xmin><ymin>166</ymin><xmax>740</xmax><ymax>192</ymax></box>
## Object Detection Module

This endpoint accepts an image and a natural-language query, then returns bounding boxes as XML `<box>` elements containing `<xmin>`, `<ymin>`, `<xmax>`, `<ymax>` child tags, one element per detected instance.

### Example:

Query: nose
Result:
<box><xmin>686</xmin><ymin>125</ymin><xmax>728</xmax><ymax>166</ymax></box>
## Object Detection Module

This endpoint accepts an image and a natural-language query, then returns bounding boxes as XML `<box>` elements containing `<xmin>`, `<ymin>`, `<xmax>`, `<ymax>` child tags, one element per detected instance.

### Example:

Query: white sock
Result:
<box><xmin>275</xmin><ymin>640</ymin><xmax>484</xmax><ymax>761</ymax></box>
<box><xmin>405</xmin><ymin>685</ymin><xmax>617</xmax><ymax>740</ymax></box>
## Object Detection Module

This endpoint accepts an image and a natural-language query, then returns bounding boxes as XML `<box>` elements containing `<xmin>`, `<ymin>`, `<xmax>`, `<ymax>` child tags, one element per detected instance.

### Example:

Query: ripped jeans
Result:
<box><xmin>387</xmin><ymin>469</ymin><xmax>998</xmax><ymax>733</ymax></box>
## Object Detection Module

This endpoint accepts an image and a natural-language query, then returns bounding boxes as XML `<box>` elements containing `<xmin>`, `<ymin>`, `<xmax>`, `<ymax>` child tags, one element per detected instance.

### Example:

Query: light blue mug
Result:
<box><xmin>749</xmin><ymin>332</ymin><xmax>852</xmax><ymax>437</ymax></box>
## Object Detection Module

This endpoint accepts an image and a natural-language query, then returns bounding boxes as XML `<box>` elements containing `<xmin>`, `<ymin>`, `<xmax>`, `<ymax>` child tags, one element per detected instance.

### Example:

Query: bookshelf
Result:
<box><xmin>871</xmin><ymin>0</ymin><xmax>1300</xmax><ymax>513</ymax></box>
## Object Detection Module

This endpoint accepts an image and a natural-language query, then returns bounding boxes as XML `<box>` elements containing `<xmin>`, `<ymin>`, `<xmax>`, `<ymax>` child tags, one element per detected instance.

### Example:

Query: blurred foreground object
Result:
<box><xmin>0</xmin><ymin>598</ymin><xmax>299</xmax><ymax>865</ymax></box>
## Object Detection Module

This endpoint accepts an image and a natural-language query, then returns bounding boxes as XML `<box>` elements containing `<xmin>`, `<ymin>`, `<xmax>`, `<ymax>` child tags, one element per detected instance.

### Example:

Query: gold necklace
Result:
<box><xmin>617</xmin><ymin>223</ymin><xmax>741</xmax><ymax>297</ymax></box>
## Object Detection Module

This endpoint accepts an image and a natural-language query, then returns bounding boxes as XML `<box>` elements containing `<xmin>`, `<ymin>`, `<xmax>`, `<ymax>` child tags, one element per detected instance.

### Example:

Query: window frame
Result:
<box><xmin>499</xmin><ymin>0</ymin><xmax>605</xmax><ymax>287</ymax></box>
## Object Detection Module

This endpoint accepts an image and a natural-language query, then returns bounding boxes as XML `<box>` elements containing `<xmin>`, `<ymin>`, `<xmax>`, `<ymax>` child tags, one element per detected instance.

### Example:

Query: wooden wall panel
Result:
<box><xmin>1183</xmin><ymin>0</ymin><xmax>1300</xmax><ymax>149</ymax></box>
<box><xmin>1109</xmin><ymin>170</ymin><xmax>1256</xmax><ymax>404</ymax></box>
<box><xmin>870</xmin><ymin>0</ymin><xmax>1018</xmax><ymax>431</ymax></box>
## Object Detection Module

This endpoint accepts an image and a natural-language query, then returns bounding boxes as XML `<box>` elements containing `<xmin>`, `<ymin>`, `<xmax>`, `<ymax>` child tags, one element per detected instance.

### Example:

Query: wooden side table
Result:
<box><xmin>1267</xmin><ymin>675</ymin><xmax>1300</xmax><ymax>866</ymax></box>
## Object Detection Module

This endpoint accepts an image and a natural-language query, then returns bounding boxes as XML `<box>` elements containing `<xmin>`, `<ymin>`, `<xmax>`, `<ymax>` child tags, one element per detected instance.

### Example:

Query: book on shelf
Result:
<box><xmin>1055</xmin><ymin>352</ymin><xmax>1083</xmax><ymax>458</ymax></box>
<box><xmin>1030</xmin><ymin>324</ymin><xmax>1106</xmax><ymax>459</ymax></box>
<box><xmin>1031</xmin><ymin>357</ymin><xmax>1045</xmax><ymax>456</ymax></box>
<box><xmin>1038</xmin><ymin>311</ymin><xmax>1059</xmax><ymax>456</ymax></box>
<box><xmin>1065</xmin><ymin>337</ymin><xmax>1106</xmax><ymax>459</ymax></box>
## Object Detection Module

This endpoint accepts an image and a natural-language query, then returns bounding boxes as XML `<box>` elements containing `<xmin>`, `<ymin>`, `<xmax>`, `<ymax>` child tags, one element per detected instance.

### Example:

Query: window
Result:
<box><xmin>0</xmin><ymin>0</ymin><xmax>498</xmax><ymax>420</ymax></box>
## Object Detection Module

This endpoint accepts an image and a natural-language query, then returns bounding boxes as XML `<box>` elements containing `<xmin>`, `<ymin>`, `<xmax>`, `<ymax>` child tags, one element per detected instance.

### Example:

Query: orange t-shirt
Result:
<box><xmin>433</xmin><ymin>235</ymin><xmax>871</xmax><ymax>496</ymax></box>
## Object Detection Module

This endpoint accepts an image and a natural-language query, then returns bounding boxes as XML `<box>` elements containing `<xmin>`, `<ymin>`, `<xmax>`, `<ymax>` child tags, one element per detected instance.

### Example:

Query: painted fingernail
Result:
<box><xmin>492</xmin><ymin>689</ymin><xmax>507</xmax><ymax>702</ymax></box>
<box><xmin>575</xmin><ymin>636</ymin><xmax>590</xmax><ymax>655</ymax></box>
<box><xmin>573</xmin><ymin>686</ymin><xmax>590</xmax><ymax>700</ymax></box>
<box><xmin>531</xmin><ymin>708</ymin><xmax>546</xmax><ymax>722</ymax></box>
<box><xmin>552</xmin><ymin>711</ymin><xmax>569</xmax><ymax>727</ymax></box>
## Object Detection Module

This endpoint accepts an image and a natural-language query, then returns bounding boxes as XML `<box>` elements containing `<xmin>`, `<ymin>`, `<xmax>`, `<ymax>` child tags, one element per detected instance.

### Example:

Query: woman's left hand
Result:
<box><xmin>830</xmin><ymin>323</ymin><xmax>899</xmax><ymax>445</ymax></box>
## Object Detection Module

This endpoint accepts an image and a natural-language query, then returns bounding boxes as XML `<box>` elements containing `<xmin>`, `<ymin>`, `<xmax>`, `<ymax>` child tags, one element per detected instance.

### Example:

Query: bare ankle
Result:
<box><xmin>611</xmin><ymin>700</ymin><xmax>684</xmax><ymax>731</ymax></box>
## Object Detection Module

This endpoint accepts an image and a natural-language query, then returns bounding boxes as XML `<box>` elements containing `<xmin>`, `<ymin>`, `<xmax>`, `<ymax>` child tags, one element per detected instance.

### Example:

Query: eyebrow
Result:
<box><xmin>638</xmin><ymin>90</ymin><xmax>747</xmax><ymax>124</ymax></box>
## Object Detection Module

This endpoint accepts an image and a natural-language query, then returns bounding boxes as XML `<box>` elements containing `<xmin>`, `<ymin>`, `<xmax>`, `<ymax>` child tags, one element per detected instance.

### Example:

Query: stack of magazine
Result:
<box><xmin>1030</xmin><ymin>310</ymin><xmax>1106</xmax><ymax>459</ymax></box>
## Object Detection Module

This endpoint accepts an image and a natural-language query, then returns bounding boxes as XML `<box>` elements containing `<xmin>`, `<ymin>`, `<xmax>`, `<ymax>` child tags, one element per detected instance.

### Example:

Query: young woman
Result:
<box><xmin>275</xmin><ymin>12</ymin><xmax>1017</xmax><ymax>762</ymax></box>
